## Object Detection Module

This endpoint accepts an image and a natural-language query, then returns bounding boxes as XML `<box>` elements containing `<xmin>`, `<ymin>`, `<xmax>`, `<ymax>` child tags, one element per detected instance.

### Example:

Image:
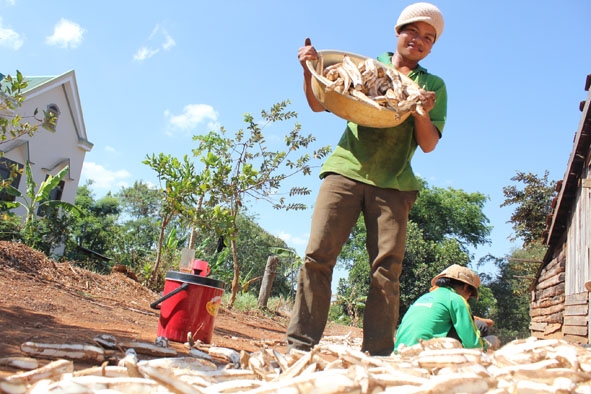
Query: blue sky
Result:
<box><xmin>1</xmin><ymin>0</ymin><xmax>590</xmax><ymax>279</ymax></box>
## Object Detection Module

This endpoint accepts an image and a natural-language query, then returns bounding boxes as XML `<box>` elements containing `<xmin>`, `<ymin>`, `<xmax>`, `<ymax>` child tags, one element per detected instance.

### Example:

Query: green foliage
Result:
<box><xmin>65</xmin><ymin>183</ymin><xmax>122</xmax><ymax>272</ymax></box>
<box><xmin>190</xmin><ymin>101</ymin><xmax>330</xmax><ymax>308</ymax></box>
<box><xmin>1</xmin><ymin>71</ymin><xmax>57</xmax><ymax>141</ymax></box>
<box><xmin>334</xmin><ymin>278</ymin><xmax>365</xmax><ymax>327</ymax></box>
<box><xmin>0</xmin><ymin>213</ymin><xmax>22</xmax><ymax>241</ymax></box>
<box><xmin>329</xmin><ymin>302</ymin><xmax>352</xmax><ymax>326</ymax></box>
<box><xmin>117</xmin><ymin>180</ymin><xmax>161</xmax><ymax>219</ymax></box>
<box><xmin>27</xmin><ymin>205</ymin><xmax>78</xmax><ymax>257</ymax></box>
<box><xmin>114</xmin><ymin>181</ymin><xmax>162</xmax><ymax>271</ymax></box>
<box><xmin>222</xmin><ymin>291</ymin><xmax>258</xmax><ymax>312</ymax></box>
<box><xmin>469</xmin><ymin>285</ymin><xmax>497</xmax><ymax>320</ymax></box>
<box><xmin>268</xmin><ymin>246</ymin><xmax>302</xmax><ymax>299</ymax></box>
<box><xmin>409</xmin><ymin>180</ymin><xmax>492</xmax><ymax>251</ymax></box>
<box><xmin>399</xmin><ymin>222</ymin><xmax>471</xmax><ymax>317</ymax></box>
<box><xmin>478</xmin><ymin>244</ymin><xmax>545</xmax><ymax>342</ymax></box>
<box><xmin>0</xmin><ymin>162</ymin><xmax>82</xmax><ymax>253</ymax></box>
<box><xmin>222</xmin><ymin>292</ymin><xmax>292</xmax><ymax>318</ymax></box>
<box><xmin>142</xmin><ymin>154</ymin><xmax>201</xmax><ymax>286</ymax></box>
<box><xmin>501</xmin><ymin>170</ymin><xmax>556</xmax><ymax>247</ymax></box>
<box><xmin>200</xmin><ymin>213</ymin><xmax>291</xmax><ymax>297</ymax></box>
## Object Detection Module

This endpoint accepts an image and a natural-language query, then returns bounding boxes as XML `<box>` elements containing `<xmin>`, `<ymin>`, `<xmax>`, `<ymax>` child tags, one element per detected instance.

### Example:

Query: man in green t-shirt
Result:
<box><xmin>287</xmin><ymin>2</ymin><xmax>447</xmax><ymax>356</ymax></box>
<box><xmin>394</xmin><ymin>265</ymin><xmax>487</xmax><ymax>352</ymax></box>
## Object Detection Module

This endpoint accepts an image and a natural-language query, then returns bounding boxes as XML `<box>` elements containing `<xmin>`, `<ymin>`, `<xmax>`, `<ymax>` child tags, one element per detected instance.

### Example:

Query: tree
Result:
<box><xmin>409</xmin><ymin>179</ymin><xmax>491</xmax><ymax>250</ymax></box>
<box><xmin>66</xmin><ymin>183</ymin><xmax>122</xmax><ymax>272</ymax></box>
<box><xmin>399</xmin><ymin>221</ymin><xmax>472</xmax><ymax>317</ymax></box>
<box><xmin>501</xmin><ymin>170</ymin><xmax>556</xmax><ymax>247</ymax></box>
<box><xmin>478</xmin><ymin>244</ymin><xmax>544</xmax><ymax>343</ymax></box>
<box><xmin>143</xmin><ymin>154</ymin><xmax>201</xmax><ymax>287</ymax></box>
<box><xmin>1</xmin><ymin>71</ymin><xmax>56</xmax><ymax>142</ymax></box>
<box><xmin>476</xmin><ymin>170</ymin><xmax>557</xmax><ymax>342</ymax></box>
<box><xmin>190</xmin><ymin>101</ymin><xmax>330</xmax><ymax>308</ymax></box>
<box><xmin>115</xmin><ymin>181</ymin><xmax>162</xmax><ymax>269</ymax></box>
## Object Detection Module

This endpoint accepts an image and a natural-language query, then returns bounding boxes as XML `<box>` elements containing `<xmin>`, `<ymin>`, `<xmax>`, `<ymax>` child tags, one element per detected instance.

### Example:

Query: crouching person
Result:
<box><xmin>394</xmin><ymin>264</ymin><xmax>498</xmax><ymax>352</ymax></box>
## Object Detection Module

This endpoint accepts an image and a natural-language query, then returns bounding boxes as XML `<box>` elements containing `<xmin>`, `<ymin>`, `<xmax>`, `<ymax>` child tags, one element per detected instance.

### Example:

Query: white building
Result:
<box><xmin>0</xmin><ymin>70</ymin><xmax>92</xmax><ymax>216</ymax></box>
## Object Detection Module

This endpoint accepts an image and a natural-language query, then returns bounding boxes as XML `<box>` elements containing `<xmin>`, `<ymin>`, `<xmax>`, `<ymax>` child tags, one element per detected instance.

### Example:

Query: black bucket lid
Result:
<box><xmin>165</xmin><ymin>271</ymin><xmax>225</xmax><ymax>289</ymax></box>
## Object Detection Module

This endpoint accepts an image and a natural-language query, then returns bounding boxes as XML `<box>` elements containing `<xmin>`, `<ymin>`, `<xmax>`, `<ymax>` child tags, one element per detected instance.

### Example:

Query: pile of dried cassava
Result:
<box><xmin>322</xmin><ymin>55</ymin><xmax>425</xmax><ymax>119</ymax></box>
<box><xmin>1</xmin><ymin>334</ymin><xmax>591</xmax><ymax>393</ymax></box>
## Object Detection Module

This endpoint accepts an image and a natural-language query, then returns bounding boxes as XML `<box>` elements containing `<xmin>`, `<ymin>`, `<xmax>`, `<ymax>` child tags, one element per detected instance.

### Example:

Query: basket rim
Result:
<box><xmin>306</xmin><ymin>49</ymin><xmax>419</xmax><ymax>88</ymax></box>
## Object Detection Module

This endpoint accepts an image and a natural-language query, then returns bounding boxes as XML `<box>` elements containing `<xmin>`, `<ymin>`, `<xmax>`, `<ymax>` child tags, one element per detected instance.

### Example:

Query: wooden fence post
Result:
<box><xmin>258</xmin><ymin>255</ymin><xmax>279</xmax><ymax>309</ymax></box>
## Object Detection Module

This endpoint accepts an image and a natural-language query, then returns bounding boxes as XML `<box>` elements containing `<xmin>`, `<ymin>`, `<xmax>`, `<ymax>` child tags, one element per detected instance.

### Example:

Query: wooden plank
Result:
<box><xmin>563</xmin><ymin>334</ymin><xmax>587</xmax><ymax>344</ymax></box>
<box><xmin>544</xmin><ymin>323</ymin><xmax>562</xmax><ymax>335</ymax></box>
<box><xmin>529</xmin><ymin>322</ymin><xmax>546</xmax><ymax>331</ymax></box>
<box><xmin>564</xmin><ymin>315</ymin><xmax>589</xmax><ymax>326</ymax></box>
<box><xmin>534</xmin><ymin>283</ymin><xmax>565</xmax><ymax>300</ymax></box>
<box><xmin>542</xmin><ymin>262</ymin><xmax>566</xmax><ymax>278</ymax></box>
<box><xmin>563</xmin><ymin>325</ymin><xmax>588</xmax><ymax>336</ymax></box>
<box><xmin>530</xmin><ymin>303</ymin><xmax>565</xmax><ymax>317</ymax></box>
<box><xmin>564</xmin><ymin>304</ymin><xmax>588</xmax><ymax>316</ymax></box>
<box><xmin>532</xmin><ymin>331</ymin><xmax>563</xmax><ymax>340</ymax></box>
<box><xmin>565</xmin><ymin>292</ymin><xmax>589</xmax><ymax>306</ymax></box>
<box><xmin>542</xmin><ymin>255</ymin><xmax>563</xmax><ymax>273</ymax></box>
<box><xmin>543</xmin><ymin>252</ymin><xmax>566</xmax><ymax>273</ymax></box>
<box><xmin>530</xmin><ymin>295</ymin><xmax>564</xmax><ymax>309</ymax></box>
<box><xmin>530</xmin><ymin>311</ymin><xmax>563</xmax><ymax>324</ymax></box>
<box><xmin>537</xmin><ymin>273</ymin><xmax>566</xmax><ymax>291</ymax></box>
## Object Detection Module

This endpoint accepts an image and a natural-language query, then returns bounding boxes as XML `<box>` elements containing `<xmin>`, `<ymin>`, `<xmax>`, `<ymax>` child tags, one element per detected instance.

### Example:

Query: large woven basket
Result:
<box><xmin>306</xmin><ymin>50</ymin><xmax>417</xmax><ymax>128</ymax></box>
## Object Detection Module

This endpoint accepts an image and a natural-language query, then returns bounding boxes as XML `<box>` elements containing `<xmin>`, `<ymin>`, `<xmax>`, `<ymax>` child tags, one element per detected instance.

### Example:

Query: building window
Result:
<box><xmin>37</xmin><ymin>176</ymin><xmax>65</xmax><ymax>217</ymax></box>
<box><xmin>44</xmin><ymin>103</ymin><xmax>60</xmax><ymax>131</ymax></box>
<box><xmin>0</xmin><ymin>158</ymin><xmax>23</xmax><ymax>202</ymax></box>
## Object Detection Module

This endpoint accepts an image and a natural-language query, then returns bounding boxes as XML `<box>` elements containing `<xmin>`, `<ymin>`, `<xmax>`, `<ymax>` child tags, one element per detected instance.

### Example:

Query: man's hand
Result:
<box><xmin>298</xmin><ymin>37</ymin><xmax>325</xmax><ymax>113</ymax></box>
<box><xmin>474</xmin><ymin>316</ymin><xmax>494</xmax><ymax>328</ymax></box>
<box><xmin>484</xmin><ymin>335</ymin><xmax>501</xmax><ymax>351</ymax></box>
<box><xmin>298</xmin><ymin>37</ymin><xmax>318</xmax><ymax>69</ymax></box>
<box><xmin>417</xmin><ymin>90</ymin><xmax>436</xmax><ymax>114</ymax></box>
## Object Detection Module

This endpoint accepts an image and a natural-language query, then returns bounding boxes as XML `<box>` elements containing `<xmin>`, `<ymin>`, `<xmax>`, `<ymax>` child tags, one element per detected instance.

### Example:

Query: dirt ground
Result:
<box><xmin>0</xmin><ymin>241</ymin><xmax>362</xmax><ymax>374</ymax></box>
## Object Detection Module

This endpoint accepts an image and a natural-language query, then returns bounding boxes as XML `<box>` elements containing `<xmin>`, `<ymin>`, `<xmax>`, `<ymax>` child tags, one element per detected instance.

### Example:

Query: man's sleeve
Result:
<box><xmin>449</xmin><ymin>296</ymin><xmax>486</xmax><ymax>350</ymax></box>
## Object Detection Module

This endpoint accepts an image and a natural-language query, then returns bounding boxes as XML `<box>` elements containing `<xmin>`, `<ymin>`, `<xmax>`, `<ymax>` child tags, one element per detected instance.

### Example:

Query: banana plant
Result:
<box><xmin>0</xmin><ymin>161</ymin><xmax>82</xmax><ymax>226</ymax></box>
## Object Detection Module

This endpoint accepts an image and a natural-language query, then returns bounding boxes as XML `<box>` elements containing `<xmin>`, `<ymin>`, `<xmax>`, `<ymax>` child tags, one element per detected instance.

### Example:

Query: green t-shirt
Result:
<box><xmin>320</xmin><ymin>52</ymin><xmax>447</xmax><ymax>191</ymax></box>
<box><xmin>394</xmin><ymin>287</ymin><xmax>485</xmax><ymax>351</ymax></box>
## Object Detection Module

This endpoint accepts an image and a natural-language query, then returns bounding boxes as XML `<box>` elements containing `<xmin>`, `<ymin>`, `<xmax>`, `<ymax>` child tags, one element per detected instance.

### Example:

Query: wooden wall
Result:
<box><xmin>563</xmin><ymin>291</ymin><xmax>589</xmax><ymax>343</ymax></box>
<box><xmin>530</xmin><ymin>75</ymin><xmax>591</xmax><ymax>344</ymax></box>
<box><xmin>530</xmin><ymin>238</ymin><xmax>590</xmax><ymax>343</ymax></box>
<box><xmin>530</xmin><ymin>247</ymin><xmax>566</xmax><ymax>339</ymax></box>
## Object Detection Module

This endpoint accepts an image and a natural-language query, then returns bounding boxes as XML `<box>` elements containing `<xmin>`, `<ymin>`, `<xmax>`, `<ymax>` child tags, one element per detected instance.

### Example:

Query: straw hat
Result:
<box><xmin>431</xmin><ymin>264</ymin><xmax>481</xmax><ymax>297</ymax></box>
<box><xmin>394</xmin><ymin>2</ymin><xmax>445</xmax><ymax>42</ymax></box>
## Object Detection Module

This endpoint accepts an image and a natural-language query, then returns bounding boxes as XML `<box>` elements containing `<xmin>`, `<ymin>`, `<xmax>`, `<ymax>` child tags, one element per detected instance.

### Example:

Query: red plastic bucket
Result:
<box><xmin>151</xmin><ymin>271</ymin><xmax>225</xmax><ymax>343</ymax></box>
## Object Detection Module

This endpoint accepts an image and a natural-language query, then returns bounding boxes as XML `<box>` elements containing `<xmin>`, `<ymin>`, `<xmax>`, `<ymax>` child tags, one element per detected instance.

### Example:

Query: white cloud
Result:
<box><xmin>133</xmin><ymin>24</ymin><xmax>175</xmax><ymax>62</ymax></box>
<box><xmin>162</xmin><ymin>33</ymin><xmax>176</xmax><ymax>50</ymax></box>
<box><xmin>105</xmin><ymin>145</ymin><xmax>117</xmax><ymax>153</ymax></box>
<box><xmin>0</xmin><ymin>18</ymin><xmax>24</xmax><ymax>50</ymax></box>
<box><xmin>164</xmin><ymin>104</ymin><xmax>219</xmax><ymax>134</ymax></box>
<box><xmin>46</xmin><ymin>18</ymin><xmax>85</xmax><ymax>49</ymax></box>
<box><xmin>276</xmin><ymin>231</ymin><xmax>308</xmax><ymax>256</ymax></box>
<box><xmin>81</xmin><ymin>162</ymin><xmax>131</xmax><ymax>193</ymax></box>
<box><xmin>133</xmin><ymin>46</ymin><xmax>159</xmax><ymax>61</ymax></box>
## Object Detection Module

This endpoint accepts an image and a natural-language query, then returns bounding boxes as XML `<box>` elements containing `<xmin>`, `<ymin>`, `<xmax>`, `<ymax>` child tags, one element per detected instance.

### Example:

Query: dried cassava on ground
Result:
<box><xmin>3</xmin><ymin>336</ymin><xmax>591</xmax><ymax>393</ymax></box>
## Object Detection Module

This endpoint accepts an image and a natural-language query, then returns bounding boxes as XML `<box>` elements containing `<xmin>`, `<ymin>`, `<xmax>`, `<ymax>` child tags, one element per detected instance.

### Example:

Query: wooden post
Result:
<box><xmin>258</xmin><ymin>255</ymin><xmax>279</xmax><ymax>309</ymax></box>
